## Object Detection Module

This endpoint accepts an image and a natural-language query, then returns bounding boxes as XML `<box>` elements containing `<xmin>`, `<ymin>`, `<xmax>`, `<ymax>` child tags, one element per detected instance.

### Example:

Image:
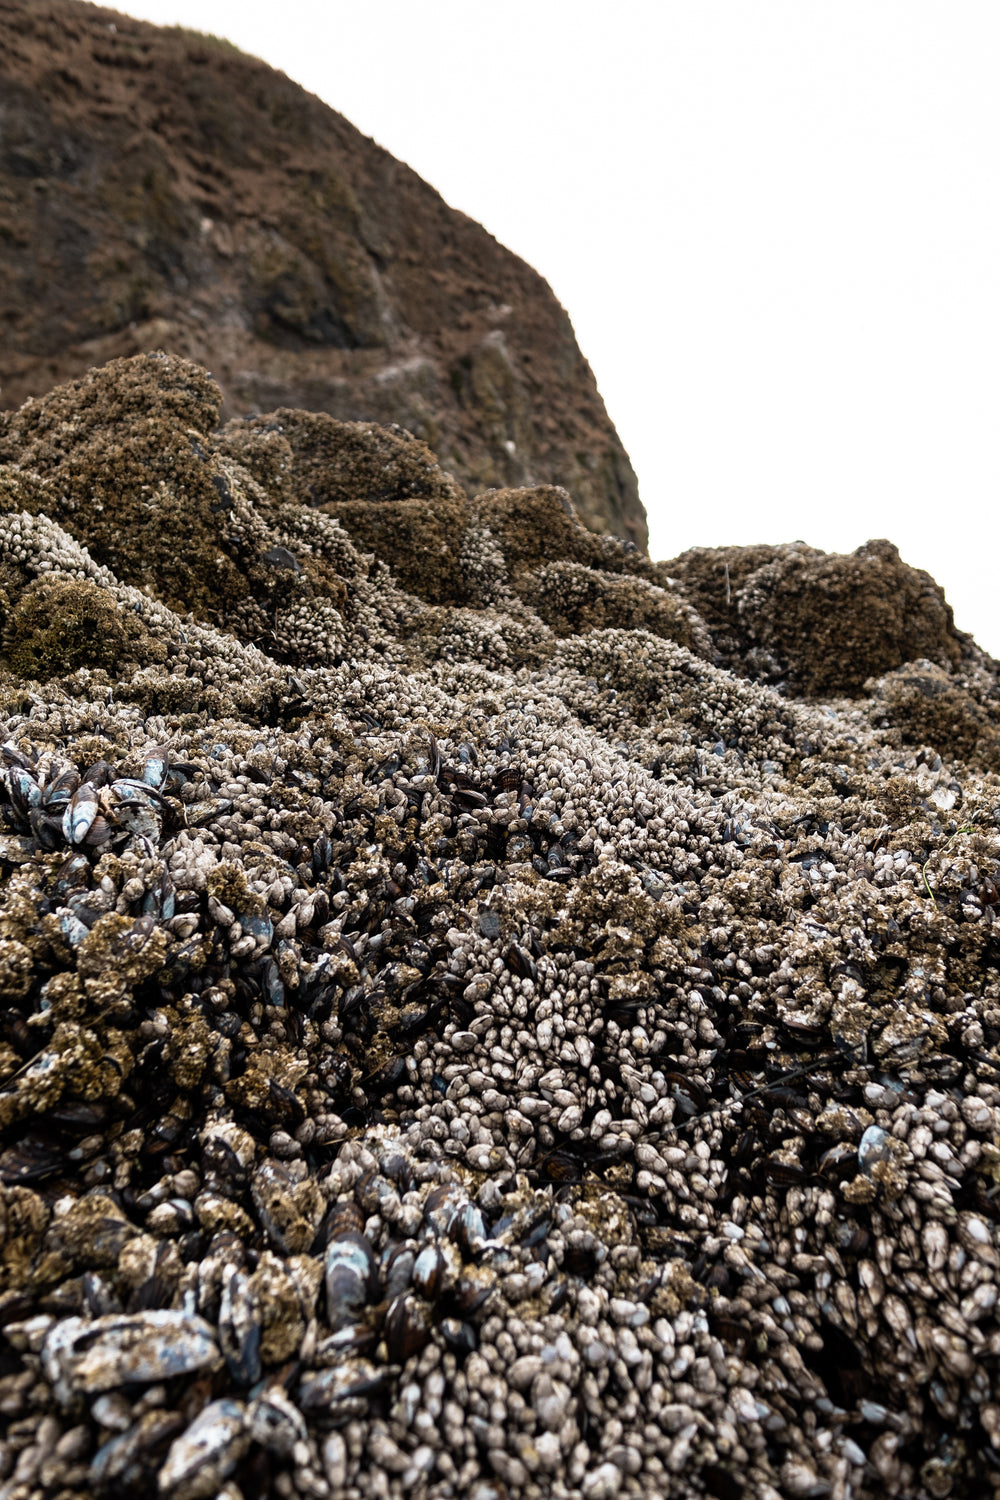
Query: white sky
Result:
<box><xmin>114</xmin><ymin>0</ymin><xmax>1000</xmax><ymax>658</ymax></box>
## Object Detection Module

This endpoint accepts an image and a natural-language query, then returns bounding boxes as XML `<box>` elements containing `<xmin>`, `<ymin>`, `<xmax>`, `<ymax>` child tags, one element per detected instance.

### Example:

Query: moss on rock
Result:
<box><xmin>869</xmin><ymin>659</ymin><xmax>1000</xmax><ymax>770</ymax></box>
<box><xmin>0</xmin><ymin>353</ymin><xmax>307</xmax><ymax>625</ymax></box>
<box><xmin>2</xmin><ymin>577</ymin><xmax>167</xmax><ymax>681</ymax></box>
<box><xmin>280</xmin><ymin>411</ymin><xmax>471</xmax><ymax>603</ymax></box>
<box><xmin>472</xmin><ymin>485</ymin><xmax>604</xmax><ymax>577</ymax></box>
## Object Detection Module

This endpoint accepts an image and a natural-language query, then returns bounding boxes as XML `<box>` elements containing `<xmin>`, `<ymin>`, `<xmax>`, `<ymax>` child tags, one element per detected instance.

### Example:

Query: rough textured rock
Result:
<box><xmin>1</xmin><ymin>361</ymin><xmax>999</xmax><ymax>1500</ymax></box>
<box><xmin>868</xmin><ymin>658</ymin><xmax>1000</xmax><ymax>774</ymax></box>
<box><xmin>0</xmin><ymin>0</ymin><xmax>645</xmax><ymax>549</ymax></box>
<box><xmin>663</xmin><ymin>539</ymin><xmax>968</xmax><ymax>697</ymax></box>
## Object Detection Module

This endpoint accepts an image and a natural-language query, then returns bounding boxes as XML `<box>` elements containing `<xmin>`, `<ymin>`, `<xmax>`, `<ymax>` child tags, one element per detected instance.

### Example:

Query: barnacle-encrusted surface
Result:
<box><xmin>0</xmin><ymin>353</ymin><xmax>999</xmax><ymax>1500</ymax></box>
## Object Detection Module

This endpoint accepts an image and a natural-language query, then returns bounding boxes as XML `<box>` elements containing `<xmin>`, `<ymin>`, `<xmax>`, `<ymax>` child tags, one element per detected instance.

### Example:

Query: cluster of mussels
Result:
<box><xmin>0</xmin><ymin>354</ymin><xmax>999</xmax><ymax>1500</ymax></box>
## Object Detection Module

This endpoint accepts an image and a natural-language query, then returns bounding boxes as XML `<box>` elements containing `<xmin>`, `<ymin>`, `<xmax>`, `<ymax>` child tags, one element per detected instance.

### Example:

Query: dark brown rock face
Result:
<box><xmin>0</xmin><ymin>0</ymin><xmax>646</xmax><ymax>547</ymax></box>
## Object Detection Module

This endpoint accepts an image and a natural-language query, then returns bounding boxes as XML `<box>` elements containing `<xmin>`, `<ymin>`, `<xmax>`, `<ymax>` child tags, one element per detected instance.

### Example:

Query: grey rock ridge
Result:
<box><xmin>0</xmin><ymin>353</ymin><xmax>999</xmax><ymax>1499</ymax></box>
<box><xmin>0</xmin><ymin>0</ymin><xmax>646</xmax><ymax>549</ymax></box>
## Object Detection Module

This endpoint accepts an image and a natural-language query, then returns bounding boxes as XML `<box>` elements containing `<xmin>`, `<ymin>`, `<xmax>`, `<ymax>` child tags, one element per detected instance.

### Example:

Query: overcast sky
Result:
<box><xmin>116</xmin><ymin>0</ymin><xmax>1000</xmax><ymax>658</ymax></box>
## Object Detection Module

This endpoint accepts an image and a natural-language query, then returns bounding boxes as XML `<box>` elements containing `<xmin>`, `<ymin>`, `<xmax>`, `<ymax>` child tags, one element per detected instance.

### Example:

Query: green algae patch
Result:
<box><xmin>2</xmin><ymin>577</ymin><xmax>167</xmax><ymax>681</ymax></box>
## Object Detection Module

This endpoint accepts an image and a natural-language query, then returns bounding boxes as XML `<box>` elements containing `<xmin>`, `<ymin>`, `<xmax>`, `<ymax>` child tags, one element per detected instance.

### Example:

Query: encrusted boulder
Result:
<box><xmin>665</xmin><ymin>538</ymin><xmax>967</xmax><ymax>696</ymax></box>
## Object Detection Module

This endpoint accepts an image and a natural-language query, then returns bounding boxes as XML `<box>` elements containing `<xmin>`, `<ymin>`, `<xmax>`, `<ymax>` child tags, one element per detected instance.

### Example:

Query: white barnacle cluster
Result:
<box><xmin>0</xmin><ymin>506</ymin><xmax>118</xmax><ymax>588</ymax></box>
<box><xmin>427</xmin><ymin>606</ymin><xmax>552</xmax><ymax>671</ymax></box>
<box><xmin>0</xmin><ymin>360</ymin><xmax>999</xmax><ymax>1499</ymax></box>
<box><xmin>211</xmin><ymin>459</ymin><xmax>276</xmax><ymax>555</ymax></box>
<box><xmin>273</xmin><ymin>600</ymin><xmax>348</xmax><ymax>667</ymax></box>
<box><xmin>519</xmin><ymin>560</ymin><xmax>715</xmax><ymax>660</ymax></box>
<box><xmin>277</xmin><ymin>507</ymin><xmax>365</xmax><ymax>575</ymax></box>
<box><xmin>457</xmin><ymin>525</ymin><xmax>511</xmax><ymax>608</ymax></box>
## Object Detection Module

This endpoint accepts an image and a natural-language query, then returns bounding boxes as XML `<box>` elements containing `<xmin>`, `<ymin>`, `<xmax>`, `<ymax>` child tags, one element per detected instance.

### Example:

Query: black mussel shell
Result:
<box><xmin>384</xmin><ymin>1293</ymin><xmax>432</xmax><ymax>1363</ymax></box>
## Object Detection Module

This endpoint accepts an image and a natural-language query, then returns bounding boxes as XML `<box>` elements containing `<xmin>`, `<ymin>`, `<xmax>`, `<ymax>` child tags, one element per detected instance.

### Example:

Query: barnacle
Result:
<box><xmin>0</xmin><ymin>353</ymin><xmax>997</xmax><ymax>1499</ymax></box>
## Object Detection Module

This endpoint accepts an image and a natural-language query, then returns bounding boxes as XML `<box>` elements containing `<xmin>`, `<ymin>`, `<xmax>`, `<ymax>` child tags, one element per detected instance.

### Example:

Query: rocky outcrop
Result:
<box><xmin>662</xmin><ymin>539</ymin><xmax>971</xmax><ymax>696</ymax></box>
<box><xmin>0</xmin><ymin>0</ymin><xmax>645</xmax><ymax>546</ymax></box>
<box><xmin>0</xmin><ymin>355</ymin><xmax>999</xmax><ymax>1499</ymax></box>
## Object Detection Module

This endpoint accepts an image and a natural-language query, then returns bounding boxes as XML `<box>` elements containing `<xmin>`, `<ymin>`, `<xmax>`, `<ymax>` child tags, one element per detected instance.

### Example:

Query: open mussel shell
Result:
<box><xmin>297</xmin><ymin>1360</ymin><xmax>395</xmax><ymax>1424</ymax></box>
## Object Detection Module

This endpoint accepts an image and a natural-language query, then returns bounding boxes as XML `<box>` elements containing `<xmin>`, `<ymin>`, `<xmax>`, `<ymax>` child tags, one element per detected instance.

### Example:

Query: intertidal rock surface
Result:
<box><xmin>0</xmin><ymin>0</ymin><xmax>644</xmax><ymax>549</ymax></box>
<box><xmin>0</xmin><ymin>353</ymin><xmax>999</xmax><ymax>1500</ymax></box>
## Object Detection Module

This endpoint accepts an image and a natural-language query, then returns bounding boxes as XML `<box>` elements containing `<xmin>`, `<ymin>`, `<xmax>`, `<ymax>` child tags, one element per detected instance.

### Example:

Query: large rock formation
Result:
<box><xmin>0</xmin><ymin>353</ymin><xmax>999</xmax><ymax>1499</ymax></box>
<box><xmin>0</xmin><ymin>0</ymin><xmax>645</xmax><ymax>546</ymax></box>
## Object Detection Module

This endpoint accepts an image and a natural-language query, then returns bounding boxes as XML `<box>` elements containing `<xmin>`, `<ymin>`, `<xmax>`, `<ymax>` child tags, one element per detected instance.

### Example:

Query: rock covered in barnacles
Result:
<box><xmin>868</xmin><ymin>656</ymin><xmax>1000</xmax><ymax>771</ymax></box>
<box><xmin>663</xmin><ymin>538</ymin><xmax>970</xmax><ymax>695</ymax></box>
<box><xmin>0</xmin><ymin>355</ymin><xmax>998</xmax><ymax>1499</ymax></box>
<box><xmin>230</xmin><ymin>409</ymin><xmax>473</xmax><ymax>607</ymax></box>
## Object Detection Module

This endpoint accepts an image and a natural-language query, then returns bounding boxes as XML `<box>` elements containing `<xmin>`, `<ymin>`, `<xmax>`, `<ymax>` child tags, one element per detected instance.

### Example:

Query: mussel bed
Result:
<box><xmin>0</xmin><ymin>355</ymin><xmax>999</xmax><ymax>1499</ymax></box>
